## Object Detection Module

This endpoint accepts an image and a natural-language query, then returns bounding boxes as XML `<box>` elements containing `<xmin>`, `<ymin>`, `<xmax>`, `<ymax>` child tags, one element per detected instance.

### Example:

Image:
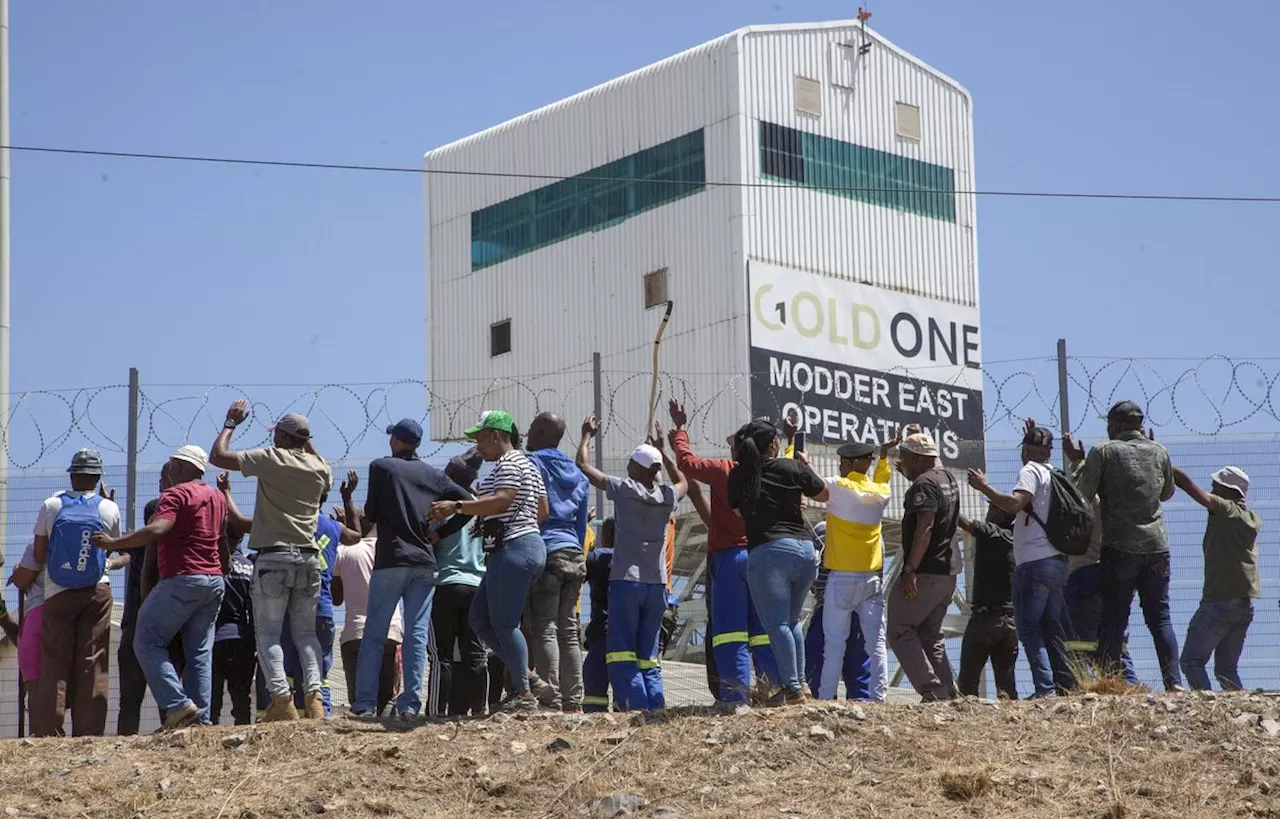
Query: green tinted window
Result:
<box><xmin>760</xmin><ymin>122</ymin><xmax>955</xmax><ymax>222</ymax></box>
<box><xmin>471</xmin><ymin>130</ymin><xmax>706</xmax><ymax>270</ymax></box>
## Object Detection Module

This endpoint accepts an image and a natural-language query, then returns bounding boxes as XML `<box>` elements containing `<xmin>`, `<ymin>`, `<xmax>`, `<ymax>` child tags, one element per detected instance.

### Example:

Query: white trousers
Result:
<box><xmin>820</xmin><ymin>571</ymin><xmax>888</xmax><ymax>702</ymax></box>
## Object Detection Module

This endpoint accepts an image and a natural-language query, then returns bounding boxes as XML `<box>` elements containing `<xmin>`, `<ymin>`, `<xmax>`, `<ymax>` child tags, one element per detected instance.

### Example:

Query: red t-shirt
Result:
<box><xmin>152</xmin><ymin>481</ymin><xmax>227</xmax><ymax>579</ymax></box>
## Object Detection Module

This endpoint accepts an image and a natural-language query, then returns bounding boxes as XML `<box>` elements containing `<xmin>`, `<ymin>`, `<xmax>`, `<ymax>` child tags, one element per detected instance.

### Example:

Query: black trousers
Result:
<box><xmin>116</xmin><ymin>626</ymin><xmax>148</xmax><ymax>736</ymax></box>
<box><xmin>117</xmin><ymin>628</ymin><xmax>185</xmax><ymax>734</ymax></box>
<box><xmin>431</xmin><ymin>583</ymin><xmax>488</xmax><ymax>716</ymax></box>
<box><xmin>957</xmin><ymin>609</ymin><xmax>1019</xmax><ymax>700</ymax></box>
<box><xmin>341</xmin><ymin>639</ymin><xmax>400</xmax><ymax>717</ymax></box>
<box><xmin>211</xmin><ymin>638</ymin><xmax>256</xmax><ymax>725</ymax></box>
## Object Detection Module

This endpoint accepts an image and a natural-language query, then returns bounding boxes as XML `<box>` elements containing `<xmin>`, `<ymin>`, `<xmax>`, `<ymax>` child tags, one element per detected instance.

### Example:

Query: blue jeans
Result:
<box><xmin>606</xmin><ymin>580</ymin><xmax>667</xmax><ymax>711</ymax></box>
<box><xmin>1012</xmin><ymin>556</ymin><xmax>1075</xmax><ymax>697</ymax></box>
<box><xmin>470</xmin><ymin>532</ymin><xmax>546</xmax><ymax>696</ymax></box>
<box><xmin>1098</xmin><ymin>548</ymin><xmax>1182</xmax><ymax>690</ymax></box>
<box><xmin>134</xmin><ymin>574</ymin><xmax>225</xmax><ymax>723</ymax></box>
<box><xmin>252</xmin><ymin>549</ymin><xmax>323</xmax><ymax>698</ymax></box>
<box><xmin>746</xmin><ymin>538</ymin><xmax>817</xmax><ymax>691</ymax></box>
<box><xmin>1181</xmin><ymin>598</ymin><xmax>1253</xmax><ymax>691</ymax></box>
<box><xmin>1064</xmin><ymin>563</ymin><xmax>1138</xmax><ymax>684</ymax></box>
<box><xmin>354</xmin><ymin>566</ymin><xmax>437</xmax><ymax>715</ymax></box>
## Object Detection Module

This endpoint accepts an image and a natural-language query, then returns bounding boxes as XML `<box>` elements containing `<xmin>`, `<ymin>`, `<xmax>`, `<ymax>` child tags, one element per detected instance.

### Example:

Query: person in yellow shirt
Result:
<box><xmin>818</xmin><ymin>436</ymin><xmax>898</xmax><ymax>702</ymax></box>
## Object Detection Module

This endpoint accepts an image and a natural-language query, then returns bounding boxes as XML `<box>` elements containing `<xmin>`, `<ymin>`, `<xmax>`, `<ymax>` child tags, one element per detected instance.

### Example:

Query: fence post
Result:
<box><xmin>1056</xmin><ymin>339</ymin><xmax>1070</xmax><ymax>470</ymax></box>
<box><xmin>592</xmin><ymin>352</ymin><xmax>604</xmax><ymax>516</ymax></box>
<box><xmin>126</xmin><ymin>368</ymin><xmax>139</xmax><ymax>530</ymax></box>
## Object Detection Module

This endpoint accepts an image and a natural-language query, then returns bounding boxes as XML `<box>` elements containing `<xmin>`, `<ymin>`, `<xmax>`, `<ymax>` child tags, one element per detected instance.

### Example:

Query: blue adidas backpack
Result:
<box><xmin>46</xmin><ymin>493</ymin><xmax>108</xmax><ymax>589</ymax></box>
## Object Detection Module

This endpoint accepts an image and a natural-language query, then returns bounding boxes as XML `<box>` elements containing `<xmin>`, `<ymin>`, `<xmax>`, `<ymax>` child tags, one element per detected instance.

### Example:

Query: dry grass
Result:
<box><xmin>3</xmin><ymin>691</ymin><xmax>1280</xmax><ymax>818</ymax></box>
<box><xmin>1077</xmin><ymin>675</ymin><xmax>1147</xmax><ymax>696</ymax></box>
<box><xmin>939</xmin><ymin>765</ymin><xmax>995</xmax><ymax>801</ymax></box>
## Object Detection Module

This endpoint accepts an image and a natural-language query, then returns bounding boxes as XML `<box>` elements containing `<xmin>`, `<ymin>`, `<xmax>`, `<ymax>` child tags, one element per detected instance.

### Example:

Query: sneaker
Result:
<box><xmin>713</xmin><ymin>700</ymin><xmax>752</xmax><ymax>716</ymax></box>
<box><xmin>349</xmin><ymin>709</ymin><xmax>377</xmax><ymax>720</ymax></box>
<box><xmin>562</xmin><ymin>706</ymin><xmax>584</xmax><ymax>715</ymax></box>
<box><xmin>396</xmin><ymin>710</ymin><xmax>419</xmax><ymax>722</ymax></box>
<box><xmin>500</xmin><ymin>693</ymin><xmax>539</xmax><ymax>713</ymax></box>
<box><xmin>162</xmin><ymin>701</ymin><xmax>200</xmax><ymax>730</ymax></box>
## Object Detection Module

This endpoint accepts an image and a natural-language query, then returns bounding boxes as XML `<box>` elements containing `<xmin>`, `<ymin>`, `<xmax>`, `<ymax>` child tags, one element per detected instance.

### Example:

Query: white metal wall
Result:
<box><xmin>423</xmin><ymin>22</ymin><xmax>979</xmax><ymax>459</ymax></box>
<box><xmin>739</xmin><ymin>24</ymin><xmax>979</xmax><ymax>308</ymax></box>
<box><xmin>423</xmin><ymin>33</ymin><xmax>752</xmax><ymax>458</ymax></box>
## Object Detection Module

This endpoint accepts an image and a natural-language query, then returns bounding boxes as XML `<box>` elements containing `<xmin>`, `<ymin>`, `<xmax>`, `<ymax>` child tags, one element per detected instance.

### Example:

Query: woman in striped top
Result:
<box><xmin>430</xmin><ymin>410</ymin><xmax>548</xmax><ymax>711</ymax></box>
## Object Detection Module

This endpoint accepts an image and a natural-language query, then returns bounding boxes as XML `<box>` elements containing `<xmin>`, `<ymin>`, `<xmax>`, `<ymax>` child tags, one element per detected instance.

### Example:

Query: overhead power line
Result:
<box><xmin>8</xmin><ymin>143</ymin><xmax>1280</xmax><ymax>205</ymax></box>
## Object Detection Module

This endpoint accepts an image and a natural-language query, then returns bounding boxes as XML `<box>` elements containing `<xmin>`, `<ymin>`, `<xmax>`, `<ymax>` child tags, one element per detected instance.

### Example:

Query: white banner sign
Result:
<box><xmin>748</xmin><ymin>260</ymin><xmax>983</xmax><ymax>390</ymax></box>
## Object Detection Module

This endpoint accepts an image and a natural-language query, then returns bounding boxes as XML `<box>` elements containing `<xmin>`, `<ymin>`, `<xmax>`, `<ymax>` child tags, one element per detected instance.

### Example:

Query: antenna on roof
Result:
<box><xmin>857</xmin><ymin>7</ymin><xmax>873</xmax><ymax>55</ymax></box>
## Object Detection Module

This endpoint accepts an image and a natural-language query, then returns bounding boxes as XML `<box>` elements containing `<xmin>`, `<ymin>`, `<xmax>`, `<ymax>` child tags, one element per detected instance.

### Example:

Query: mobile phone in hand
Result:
<box><xmin>794</xmin><ymin>431</ymin><xmax>806</xmax><ymax>453</ymax></box>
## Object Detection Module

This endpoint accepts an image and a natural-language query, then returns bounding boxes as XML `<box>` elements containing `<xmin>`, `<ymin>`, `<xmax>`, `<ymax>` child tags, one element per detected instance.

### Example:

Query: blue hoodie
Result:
<box><xmin>528</xmin><ymin>447</ymin><xmax>590</xmax><ymax>551</ymax></box>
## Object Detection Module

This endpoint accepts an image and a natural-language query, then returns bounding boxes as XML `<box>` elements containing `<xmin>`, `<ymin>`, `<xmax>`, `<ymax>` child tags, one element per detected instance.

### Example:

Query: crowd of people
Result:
<box><xmin>0</xmin><ymin>396</ymin><xmax>1261</xmax><ymax>736</ymax></box>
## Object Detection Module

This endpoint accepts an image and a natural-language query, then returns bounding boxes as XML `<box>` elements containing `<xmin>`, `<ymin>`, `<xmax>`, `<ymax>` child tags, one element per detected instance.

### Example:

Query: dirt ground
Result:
<box><xmin>3</xmin><ymin>691</ymin><xmax>1280</xmax><ymax>819</ymax></box>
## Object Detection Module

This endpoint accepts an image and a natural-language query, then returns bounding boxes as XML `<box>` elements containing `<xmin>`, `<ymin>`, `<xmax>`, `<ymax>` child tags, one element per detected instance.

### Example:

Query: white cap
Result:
<box><xmin>1211</xmin><ymin>466</ymin><xmax>1250</xmax><ymax>498</ymax></box>
<box><xmin>630</xmin><ymin>444</ymin><xmax>662</xmax><ymax>470</ymax></box>
<box><xmin>171</xmin><ymin>444</ymin><xmax>209</xmax><ymax>474</ymax></box>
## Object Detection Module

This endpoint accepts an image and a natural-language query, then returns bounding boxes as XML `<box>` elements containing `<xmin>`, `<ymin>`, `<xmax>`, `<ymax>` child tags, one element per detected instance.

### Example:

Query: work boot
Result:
<box><xmin>303</xmin><ymin>691</ymin><xmax>327</xmax><ymax>720</ymax></box>
<box><xmin>262</xmin><ymin>695</ymin><xmax>300</xmax><ymax>723</ymax></box>
<box><xmin>162</xmin><ymin>701</ymin><xmax>200</xmax><ymax>730</ymax></box>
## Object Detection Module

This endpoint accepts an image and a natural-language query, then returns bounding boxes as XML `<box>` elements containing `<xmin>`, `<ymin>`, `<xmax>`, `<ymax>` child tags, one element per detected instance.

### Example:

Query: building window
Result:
<box><xmin>643</xmin><ymin>268</ymin><xmax>669</xmax><ymax>309</ymax></box>
<box><xmin>759</xmin><ymin>121</ymin><xmax>955</xmax><ymax>222</ymax></box>
<box><xmin>490</xmin><ymin>320</ymin><xmax>511</xmax><ymax>357</ymax></box>
<box><xmin>895</xmin><ymin>102</ymin><xmax>922</xmax><ymax>141</ymax></box>
<box><xmin>470</xmin><ymin>130</ymin><xmax>707</xmax><ymax>271</ymax></box>
<box><xmin>794</xmin><ymin>75</ymin><xmax>822</xmax><ymax>117</ymax></box>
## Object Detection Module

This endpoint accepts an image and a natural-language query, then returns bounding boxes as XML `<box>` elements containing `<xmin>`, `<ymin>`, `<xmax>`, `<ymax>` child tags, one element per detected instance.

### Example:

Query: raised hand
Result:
<box><xmin>667</xmin><ymin>399</ymin><xmax>689</xmax><ymax>430</ymax></box>
<box><xmin>967</xmin><ymin>468</ymin><xmax>990</xmax><ymax>492</ymax></box>
<box><xmin>340</xmin><ymin>469</ymin><xmax>359</xmax><ymax>500</ymax></box>
<box><xmin>217</xmin><ymin>472</ymin><xmax>231</xmax><ymax>493</ymax></box>
<box><xmin>651</xmin><ymin>421</ymin><xmax>666</xmax><ymax>451</ymax></box>
<box><xmin>781</xmin><ymin>409</ymin><xmax>800</xmax><ymax>442</ymax></box>
<box><xmin>582</xmin><ymin>415</ymin><xmax>600</xmax><ymax>439</ymax></box>
<box><xmin>1023</xmin><ymin>418</ymin><xmax>1037</xmax><ymax>437</ymax></box>
<box><xmin>99</xmin><ymin>483</ymin><xmax>116</xmax><ymax>502</ymax></box>
<box><xmin>880</xmin><ymin>431</ymin><xmax>904</xmax><ymax>459</ymax></box>
<box><xmin>1063</xmin><ymin>434</ymin><xmax>1086</xmax><ymax>464</ymax></box>
<box><xmin>226</xmin><ymin>399</ymin><xmax>250</xmax><ymax>427</ymax></box>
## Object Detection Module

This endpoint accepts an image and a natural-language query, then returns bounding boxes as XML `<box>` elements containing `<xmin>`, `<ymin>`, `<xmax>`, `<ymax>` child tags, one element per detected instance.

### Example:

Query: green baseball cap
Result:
<box><xmin>464</xmin><ymin>410</ymin><xmax>516</xmax><ymax>439</ymax></box>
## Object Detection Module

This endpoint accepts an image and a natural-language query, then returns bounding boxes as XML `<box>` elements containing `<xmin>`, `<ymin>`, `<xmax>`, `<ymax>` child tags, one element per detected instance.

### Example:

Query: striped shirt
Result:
<box><xmin>476</xmin><ymin>450</ymin><xmax>547</xmax><ymax>542</ymax></box>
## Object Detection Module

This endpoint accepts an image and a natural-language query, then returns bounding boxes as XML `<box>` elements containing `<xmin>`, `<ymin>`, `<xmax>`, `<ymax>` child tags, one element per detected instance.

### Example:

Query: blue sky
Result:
<box><xmin>11</xmin><ymin>0</ymin><xmax>1280</xmax><ymax>463</ymax></box>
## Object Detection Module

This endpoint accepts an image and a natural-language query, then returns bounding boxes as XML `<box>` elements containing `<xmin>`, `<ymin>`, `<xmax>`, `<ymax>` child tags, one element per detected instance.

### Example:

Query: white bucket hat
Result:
<box><xmin>1211</xmin><ymin>466</ymin><xmax>1249</xmax><ymax>498</ymax></box>
<box><xmin>171</xmin><ymin>444</ymin><xmax>209</xmax><ymax>474</ymax></box>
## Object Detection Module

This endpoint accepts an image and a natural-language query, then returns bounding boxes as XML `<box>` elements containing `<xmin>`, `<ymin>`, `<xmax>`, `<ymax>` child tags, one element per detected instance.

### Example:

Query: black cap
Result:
<box><xmin>1021</xmin><ymin>426</ymin><xmax>1054</xmax><ymax>448</ymax></box>
<box><xmin>837</xmin><ymin>441</ymin><xmax>876</xmax><ymax>459</ymax></box>
<box><xmin>446</xmin><ymin>446</ymin><xmax>483</xmax><ymax>488</ymax></box>
<box><xmin>1107</xmin><ymin>401</ymin><xmax>1144</xmax><ymax>422</ymax></box>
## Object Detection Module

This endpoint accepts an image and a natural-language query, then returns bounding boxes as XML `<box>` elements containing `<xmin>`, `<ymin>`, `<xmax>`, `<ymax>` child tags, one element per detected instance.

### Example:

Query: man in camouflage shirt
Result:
<box><xmin>1066</xmin><ymin>401</ymin><xmax>1181</xmax><ymax>691</ymax></box>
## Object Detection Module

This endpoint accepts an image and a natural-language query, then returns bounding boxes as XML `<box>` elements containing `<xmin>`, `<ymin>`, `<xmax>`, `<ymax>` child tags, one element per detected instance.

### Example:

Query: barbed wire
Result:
<box><xmin>1</xmin><ymin>355</ymin><xmax>1277</xmax><ymax>470</ymax></box>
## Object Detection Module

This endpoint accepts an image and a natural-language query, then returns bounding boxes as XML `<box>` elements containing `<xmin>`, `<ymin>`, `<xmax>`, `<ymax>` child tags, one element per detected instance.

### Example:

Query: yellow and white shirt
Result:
<box><xmin>823</xmin><ymin>458</ymin><xmax>893</xmax><ymax>573</ymax></box>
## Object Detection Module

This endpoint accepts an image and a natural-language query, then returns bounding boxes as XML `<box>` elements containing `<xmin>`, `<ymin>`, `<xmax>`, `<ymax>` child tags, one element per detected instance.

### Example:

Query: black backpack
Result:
<box><xmin>1024</xmin><ymin>467</ymin><xmax>1095</xmax><ymax>557</ymax></box>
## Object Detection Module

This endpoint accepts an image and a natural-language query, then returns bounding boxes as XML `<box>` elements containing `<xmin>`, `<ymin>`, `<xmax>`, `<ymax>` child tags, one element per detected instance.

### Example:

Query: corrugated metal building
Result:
<box><xmin>424</xmin><ymin>21</ymin><xmax>987</xmax><ymax>664</ymax></box>
<box><xmin>424</xmin><ymin>19</ymin><xmax>982</xmax><ymax>469</ymax></box>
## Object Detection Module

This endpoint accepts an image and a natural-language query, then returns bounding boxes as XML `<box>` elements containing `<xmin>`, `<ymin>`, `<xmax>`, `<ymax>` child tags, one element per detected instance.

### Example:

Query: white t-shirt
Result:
<box><xmin>1012</xmin><ymin>461</ymin><xmax>1060</xmax><ymax>566</ymax></box>
<box><xmin>334</xmin><ymin>539</ymin><xmax>404</xmax><ymax>644</ymax></box>
<box><xmin>33</xmin><ymin>491</ymin><xmax>121</xmax><ymax>600</ymax></box>
<box><xmin>17</xmin><ymin>540</ymin><xmax>47</xmax><ymax>610</ymax></box>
